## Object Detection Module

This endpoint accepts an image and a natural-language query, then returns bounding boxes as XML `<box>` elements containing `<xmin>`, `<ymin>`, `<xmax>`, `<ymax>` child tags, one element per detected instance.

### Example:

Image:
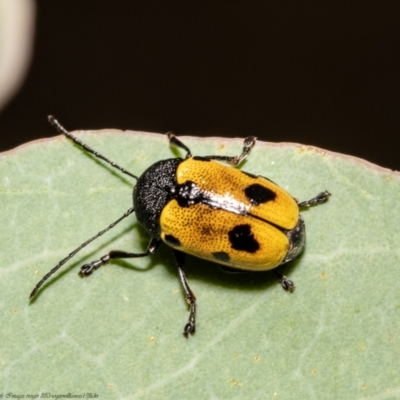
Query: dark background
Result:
<box><xmin>0</xmin><ymin>2</ymin><xmax>399</xmax><ymax>170</ymax></box>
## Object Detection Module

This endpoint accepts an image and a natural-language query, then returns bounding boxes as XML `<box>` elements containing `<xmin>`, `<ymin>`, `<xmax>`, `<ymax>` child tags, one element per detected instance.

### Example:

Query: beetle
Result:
<box><xmin>30</xmin><ymin>116</ymin><xmax>330</xmax><ymax>337</ymax></box>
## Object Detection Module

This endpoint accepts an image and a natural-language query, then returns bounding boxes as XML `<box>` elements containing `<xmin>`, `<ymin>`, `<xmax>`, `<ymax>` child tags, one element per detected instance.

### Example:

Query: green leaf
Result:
<box><xmin>1</xmin><ymin>130</ymin><xmax>400</xmax><ymax>399</ymax></box>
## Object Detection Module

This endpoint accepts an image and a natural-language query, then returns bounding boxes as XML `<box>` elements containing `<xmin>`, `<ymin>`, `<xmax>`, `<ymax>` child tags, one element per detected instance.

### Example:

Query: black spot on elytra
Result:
<box><xmin>192</xmin><ymin>156</ymin><xmax>211</xmax><ymax>162</ymax></box>
<box><xmin>212</xmin><ymin>251</ymin><xmax>230</xmax><ymax>262</ymax></box>
<box><xmin>164</xmin><ymin>234</ymin><xmax>181</xmax><ymax>247</ymax></box>
<box><xmin>244</xmin><ymin>183</ymin><xmax>276</xmax><ymax>205</ymax></box>
<box><xmin>228</xmin><ymin>224</ymin><xmax>260</xmax><ymax>253</ymax></box>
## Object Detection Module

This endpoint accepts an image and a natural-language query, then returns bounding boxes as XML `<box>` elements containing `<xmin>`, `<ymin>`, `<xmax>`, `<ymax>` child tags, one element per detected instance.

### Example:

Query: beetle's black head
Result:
<box><xmin>133</xmin><ymin>158</ymin><xmax>182</xmax><ymax>237</ymax></box>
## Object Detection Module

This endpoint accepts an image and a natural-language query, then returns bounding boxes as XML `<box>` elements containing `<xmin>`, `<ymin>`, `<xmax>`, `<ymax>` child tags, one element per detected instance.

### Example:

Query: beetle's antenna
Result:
<box><xmin>30</xmin><ymin>207</ymin><xmax>135</xmax><ymax>299</ymax></box>
<box><xmin>48</xmin><ymin>115</ymin><xmax>138</xmax><ymax>180</ymax></box>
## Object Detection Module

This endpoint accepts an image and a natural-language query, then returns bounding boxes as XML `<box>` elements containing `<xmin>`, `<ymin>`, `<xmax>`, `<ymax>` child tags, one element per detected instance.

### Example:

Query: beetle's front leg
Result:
<box><xmin>174</xmin><ymin>250</ymin><xmax>197</xmax><ymax>337</ymax></box>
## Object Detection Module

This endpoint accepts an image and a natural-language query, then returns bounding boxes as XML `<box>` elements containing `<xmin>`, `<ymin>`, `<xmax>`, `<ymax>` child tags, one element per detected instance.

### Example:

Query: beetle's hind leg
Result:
<box><xmin>79</xmin><ymin>237</ymin><xmax>161</xmax><ymax>275</ymax></box>
<box><xmin>174</xmin><ymin>250</ymin><xmax>197</xmax><ymax>338</ymax></box>
<box><xmin>273</xmin><ymin>270</ymin><xmax>295</xmax><ymax>292</ymax></box>
<box><xmin>298</xmin><ymin>190</ymin><xmax>331</xmax><ymax>208</ymax></box>
<box><xmin>205</xmin><ymin>136</ymin><xmax>257</xmax><ymax>166</ymax></box>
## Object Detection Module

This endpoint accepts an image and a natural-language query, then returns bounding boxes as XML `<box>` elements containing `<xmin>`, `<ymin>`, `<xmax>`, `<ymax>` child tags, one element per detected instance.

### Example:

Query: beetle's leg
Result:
<box><xmin>273</xmin><ymin>270</ymin><xmax>295</xmax><ymax>292</ymax></box>
<box><xmin>167</xmin><ymin>132</ymin><xmax>192</xmax><ymax>158</ymax></box>
<box><xmin>204</xmin><ymin>136</ymin><xmax>257</xmax><ymax>166</ymax></box>
<box><xmin>174</xmin><ymin>250</ymin><xmax>197</xmax><ymax>338</ymax></box>
<box><xmin>79</xmin><ymin>237</ymin><xmax>161</xmax><ymax>276</ymax></box>
<box><xmin>298</xmin><ymin>191</ymin><xmax>331</xmax><ymax>208</ymax></box>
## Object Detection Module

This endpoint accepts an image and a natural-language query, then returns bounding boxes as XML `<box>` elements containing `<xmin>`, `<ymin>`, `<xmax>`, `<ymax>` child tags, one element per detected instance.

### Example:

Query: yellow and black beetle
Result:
<box><xmin>31</xmin><ymin>116</ymin><xmax>330</xmax><ymax>337</ymax></box>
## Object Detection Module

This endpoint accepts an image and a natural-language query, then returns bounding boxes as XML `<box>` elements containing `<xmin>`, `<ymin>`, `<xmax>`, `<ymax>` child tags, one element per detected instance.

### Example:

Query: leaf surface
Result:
<box><xmin>1</xmin><ymin>130</ymin><xmax>399</xmax><ymax>399</ymax></box>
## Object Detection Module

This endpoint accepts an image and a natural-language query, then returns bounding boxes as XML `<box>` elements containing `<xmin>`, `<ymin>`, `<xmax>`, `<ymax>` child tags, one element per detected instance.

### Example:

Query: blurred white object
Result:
<box><xmin>0</xmin><ymin>0</ymin><xmax>35</xmax><ymax>111</ymax></box>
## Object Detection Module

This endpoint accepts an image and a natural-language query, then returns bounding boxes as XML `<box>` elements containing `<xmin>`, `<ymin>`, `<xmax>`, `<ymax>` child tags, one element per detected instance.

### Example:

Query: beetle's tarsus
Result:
<box><xmin>280</xmin><ymin>275</ymin><xmax>295</xmax><ymax>292</ymax></box>
<box><xmin>184</xmin><ymin>322</ymin><xmax>195</xmax><ymax>338</ymax></box>
<box><xmin>79</xmin><ymin>262</ymin><xmax>99</xmax><ymax>276</ymax></box>
<box><xmin>274</xmin><ymin>270</ymin><xmax>296</xmax><ymax>292</ymax></box>
<box><xmin>79</xmin><ymin>255</ymin><xmax>110</xmax><ymax>276</ymax></box>
<box><xmin>183</xmin><ymin>302</ymin><xmax>196</xmax><ymax>338</ymax></box>
<box><xmin>298</xmin><ymin>190</ymin><xmax>331</xmax><ymax>208</ymax></box>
